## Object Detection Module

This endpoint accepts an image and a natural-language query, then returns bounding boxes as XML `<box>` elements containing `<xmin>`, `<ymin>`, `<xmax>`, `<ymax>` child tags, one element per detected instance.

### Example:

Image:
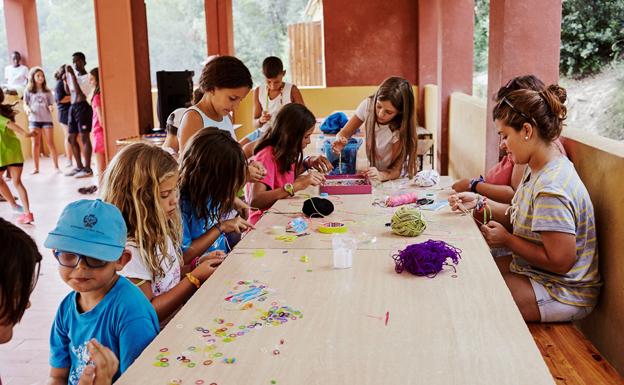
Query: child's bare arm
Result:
<box><xmin>336</xmin><ymin>115</ymin><xmax>363</xmax><ymax>141</ymax></box>
<box><xmin>473</xmin><ymin>183</ymin><xmax>515</xmax><ymax>204</ymax></box>
<box><xmin>178</xmin><ymin>110</ymin><xmax>203</xmax><ymax>151</ymax></box>
<box><xmin>252</xmin><ymin>88</ymin><xmax>264</xmax><ymax>128</ymax></box>
<box><xmin>7</xmin><ymin>121</ymin><xmax>33</xmax><ymax>137</ymax></box>
<box><xmin>47</xmin><ymin>367</ymin><xmax>69</xmax><ymax>385</ymax></box>
<box><xmin>291</xmin><ymin>85</ymin><xmax>305</xmax><ymax>105</ymax></box>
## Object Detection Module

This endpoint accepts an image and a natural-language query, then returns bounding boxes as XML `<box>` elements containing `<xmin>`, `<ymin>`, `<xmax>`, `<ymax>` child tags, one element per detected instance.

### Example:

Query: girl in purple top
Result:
<box><xmin>23</xmin><ymin>67</ymin><xmax>59</xmax><ymax>173</ymax></box>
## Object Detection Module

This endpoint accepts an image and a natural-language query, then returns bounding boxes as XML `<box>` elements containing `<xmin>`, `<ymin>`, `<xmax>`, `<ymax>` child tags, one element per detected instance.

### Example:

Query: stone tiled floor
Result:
<box><xmin>0</xmin><ymin>157</ymin><xmax>95</xmax><ymax>385</ymax></box>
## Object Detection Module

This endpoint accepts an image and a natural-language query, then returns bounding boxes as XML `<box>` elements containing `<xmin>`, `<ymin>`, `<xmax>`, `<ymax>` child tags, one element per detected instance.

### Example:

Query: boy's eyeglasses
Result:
<box><xmin>500</xmin><ymin>97</ymin><xmax>537</xmax><ymax>126</ymax></box>
<box><xmin>53</xmin><ymin>250</ymin><xmax>109</xmax><ymax>268</ymax></box>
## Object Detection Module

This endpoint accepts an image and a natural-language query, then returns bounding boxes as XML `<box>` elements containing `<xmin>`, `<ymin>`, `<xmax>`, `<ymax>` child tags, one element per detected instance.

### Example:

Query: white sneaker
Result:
<box><xmin>75</xmin><ymin>169</ymin><xmax>93</xmax><ymax>178</ymax></box>
<box><xmin>65</xmin><ymin>168</ymin><xmax>81</xmax><ymax>177</ymax></box>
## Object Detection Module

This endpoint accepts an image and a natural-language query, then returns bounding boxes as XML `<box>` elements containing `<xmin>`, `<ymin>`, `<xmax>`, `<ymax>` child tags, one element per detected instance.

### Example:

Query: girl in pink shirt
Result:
<box><xmin>246</xmin><ymin>104</ymin><xmax>331</xmax><ymax>224</ymax></box>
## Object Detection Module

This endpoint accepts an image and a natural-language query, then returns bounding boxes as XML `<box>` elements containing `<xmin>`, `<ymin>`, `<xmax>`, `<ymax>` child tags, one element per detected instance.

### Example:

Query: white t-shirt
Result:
<box><xmin>355</xmin><ymin>97</ymin><xmax>400</xmax><ymax>171</ymax></box>
<box><xmin>4</xmin><ymin>64</ymin><xmax>29</xmax><ymax>89</ymax></box>
<box><xmin>258</xmin><ymin>82</ymin><xmax>293</xmax><ymax>132</ymax></box>
<box><xmin>184</xmin><ymin>106</ymin><xmax>236</xmax><ymax>138</ymax></box>
<box><xmin>120</xmin><ymin>238</ymin><xmax>181</xmax><ymax>297</ymax></box>
<box><xmin>68</xmin><ymin>72</ymin><xmax>93</xmax><ymax>98</ymax></box>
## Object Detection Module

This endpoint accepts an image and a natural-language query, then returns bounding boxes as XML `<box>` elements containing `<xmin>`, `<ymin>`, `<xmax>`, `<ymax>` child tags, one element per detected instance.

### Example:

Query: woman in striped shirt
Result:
<box><xmin>449</xmin><ymin>84</ymin><xmax>601</xmax><ymax>322</ymax></box>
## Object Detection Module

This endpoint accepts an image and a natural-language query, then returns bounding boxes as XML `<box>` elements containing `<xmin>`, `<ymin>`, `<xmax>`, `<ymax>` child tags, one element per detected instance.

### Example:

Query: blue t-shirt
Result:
<box><xmin>49</xmin><ymin>276</ymin><xmax>159</xmax><ymax>385</ymax></box>
<box><xmin>180</xmin><ymin>196</ymin><xmax>228</xmax><ymax>253</ymax></box>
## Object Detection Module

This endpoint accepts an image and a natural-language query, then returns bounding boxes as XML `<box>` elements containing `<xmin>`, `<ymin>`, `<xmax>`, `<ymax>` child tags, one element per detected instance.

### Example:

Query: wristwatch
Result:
<box><xmin>284</xmin><ymin>183</ymin><xmax>295</xmax><ymax>197</ymax></box>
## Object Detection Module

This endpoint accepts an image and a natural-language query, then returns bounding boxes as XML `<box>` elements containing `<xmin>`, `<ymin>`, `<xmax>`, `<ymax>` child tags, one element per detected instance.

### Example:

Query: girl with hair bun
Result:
<box><xmin>449</xmin><ymin>84</ymin><xmax>601</xmax><ymax>323</ymax></box>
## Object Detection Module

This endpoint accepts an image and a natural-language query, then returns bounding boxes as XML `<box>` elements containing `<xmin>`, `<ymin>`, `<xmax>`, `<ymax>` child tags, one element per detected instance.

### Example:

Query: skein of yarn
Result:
<box><xmin>385</xmin><ymin>192</ymin><xmax>419</xmax><ymax>207</ymax></box>
<box><xmin>390</xmin><ymin>207</ymin><xmax>426</xmax><ymax>236</ymax></box>
<box><xmin>392</xmin><ymin>239</ymin><xmax>462</xmax><ymax>277</ymax></box>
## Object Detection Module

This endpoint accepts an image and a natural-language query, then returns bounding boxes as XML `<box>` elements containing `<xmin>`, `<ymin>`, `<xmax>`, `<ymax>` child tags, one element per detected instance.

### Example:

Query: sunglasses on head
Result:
<box><xmin>499</xmin><ymin>97</ymin><xmax>537</xmax><ymax>126</ymax></box>
<box><xmin>53</xmin><ymin>250</ymin><xmax>109</xmax><ymax>268</ymax></box>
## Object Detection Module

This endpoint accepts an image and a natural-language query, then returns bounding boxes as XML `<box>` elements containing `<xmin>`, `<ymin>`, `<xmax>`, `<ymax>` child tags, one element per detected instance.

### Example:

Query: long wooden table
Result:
<box><xmin>118</xmin><ymin>178</ymin><xmax>554</xmax><ymax>385</ymax></box>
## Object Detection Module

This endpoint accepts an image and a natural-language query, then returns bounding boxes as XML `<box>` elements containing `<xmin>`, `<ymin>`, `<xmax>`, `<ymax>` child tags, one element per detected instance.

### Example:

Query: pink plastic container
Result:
<box><xmin>319</xmin><ymin>175</ymin><xmax>372</xmax><ymax>195</ymax></box>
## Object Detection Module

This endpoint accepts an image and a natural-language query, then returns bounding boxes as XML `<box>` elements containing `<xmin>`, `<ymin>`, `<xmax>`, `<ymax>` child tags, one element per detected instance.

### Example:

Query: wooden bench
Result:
<box><xmin>529</xmin><ymin>323</ymin><xmax>624</xmax><ymax>384</ymax></box>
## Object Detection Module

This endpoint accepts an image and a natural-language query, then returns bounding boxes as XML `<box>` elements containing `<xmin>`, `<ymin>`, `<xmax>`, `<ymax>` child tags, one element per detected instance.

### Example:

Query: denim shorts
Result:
<box><xmin>29</xmin><ymin>121</ymin><xmax>53</xmax><ymax>129</ymax></box>
<box><xmin>530</xmin><ymin>279</ymin><xmax>594</xmax><ymax>322</ymax></box>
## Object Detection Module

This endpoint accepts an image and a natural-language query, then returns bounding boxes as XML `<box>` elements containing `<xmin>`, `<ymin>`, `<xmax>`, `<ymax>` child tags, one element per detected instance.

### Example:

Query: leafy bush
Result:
<box><xmin>560</xmin><ymin>0</ymin><xmax>624</xmax><ymax>78</ymax></box>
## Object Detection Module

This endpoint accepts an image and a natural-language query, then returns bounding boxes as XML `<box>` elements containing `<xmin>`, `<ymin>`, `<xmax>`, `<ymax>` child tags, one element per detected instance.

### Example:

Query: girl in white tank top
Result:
<box><xmin>183</xmin><ymin>106</ymin><xmax>235</xmax><ymax>138</ymax></box>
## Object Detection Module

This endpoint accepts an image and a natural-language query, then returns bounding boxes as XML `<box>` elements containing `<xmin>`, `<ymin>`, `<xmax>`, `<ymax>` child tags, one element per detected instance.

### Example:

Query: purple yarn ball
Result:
<box><xmin>392</xmin><ymin>239</ymin><xmax>462</xmax><ymax>277</ymax></box>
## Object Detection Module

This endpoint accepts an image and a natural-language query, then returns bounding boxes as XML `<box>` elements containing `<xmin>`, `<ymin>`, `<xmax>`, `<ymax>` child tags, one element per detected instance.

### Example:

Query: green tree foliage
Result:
<box><xmin>473</xmin><ymin>0</ymin><xmax>489</xmax><ymax>73</ymax></box>
<box><xmin>145</xmin><ymin>0</ymin><xmax>207</xmax><ymax>83</ymax></box>
<box><xmin>560</xmin><ymin>0</ymin><xmax>624</xmax><ymax>78</ymax></box>
<box><xmin>37</xmin><ymin>0</ymin><xmax>99</xmax><ymax>79</ymax></box>
<box><xmin>233</xmin><ymin>0</ymin><xmax>309</xmax><ymax>85</ymax></box>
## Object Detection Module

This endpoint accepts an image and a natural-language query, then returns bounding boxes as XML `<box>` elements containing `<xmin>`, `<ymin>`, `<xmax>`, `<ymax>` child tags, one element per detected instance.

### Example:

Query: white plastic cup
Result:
<box><xmin>332</xmin><ymin>234</ymin><xmax>356</xmax><ymax>269</ymax></box>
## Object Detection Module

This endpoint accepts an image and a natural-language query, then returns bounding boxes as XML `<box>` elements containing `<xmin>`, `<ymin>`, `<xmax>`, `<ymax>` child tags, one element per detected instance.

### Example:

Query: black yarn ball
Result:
<box><xmin>302</xmin><ymin>197</ymin><xmax>334</xmax><ymax>218</ymax></box>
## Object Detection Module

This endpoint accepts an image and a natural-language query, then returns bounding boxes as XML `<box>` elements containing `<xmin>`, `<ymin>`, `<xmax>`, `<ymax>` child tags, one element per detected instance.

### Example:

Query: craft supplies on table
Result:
<box><xmin>320</xmin><ymin>175</ymin><xmax>372</xmax><ymax>195</ymax></box>
<box><xmin>332</xmin><ymin>234</ymin><xmax>356</xmax><ymax>269</ymax></box>
<box><xmin>318</xmin><ymin>221</ymin><xmax>348</xmax><ymax>234</ymax></box>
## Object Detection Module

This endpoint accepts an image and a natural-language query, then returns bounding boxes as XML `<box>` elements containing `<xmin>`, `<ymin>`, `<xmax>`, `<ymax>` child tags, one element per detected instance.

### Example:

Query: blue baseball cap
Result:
<box><xmin>44</xmin><ymin>199</ymin><xmax>127</xmax><ymax>262</ymax></box>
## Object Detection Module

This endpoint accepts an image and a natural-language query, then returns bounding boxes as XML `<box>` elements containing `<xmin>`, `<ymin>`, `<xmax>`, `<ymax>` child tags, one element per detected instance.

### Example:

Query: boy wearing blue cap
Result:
<box><xmin>45</xmin><ymin>199</ymin><xmax>159</xmax><ymax>385</ymax></box>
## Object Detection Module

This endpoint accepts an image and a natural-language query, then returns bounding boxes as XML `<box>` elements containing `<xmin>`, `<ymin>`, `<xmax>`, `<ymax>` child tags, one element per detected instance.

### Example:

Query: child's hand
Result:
<box><xmin>192</xmin><ymin>255</ymin><xmax>224</xmax><ymax>281</ymax></box>
<box><xmin>331</xmin><ymin>135</ymin><xmax>348</xmax><ymax>154</ymax></box>
<box><xmin>77</xmin><ymin>339</ymin><xmax>119</xmax><ymax>385</ymax></box>
<box><xmin>235</xmin><ymin>200</ymin><xmax>250</xmax><ymax>220</ymax></box>
<box><xmin>448</xmin><ymin>192</ymin><xmax>478</xmax><ymax>212</ymax></box>
<box><xmin>259</xmin><ymin>111</ymin><xmax>271</xmax><ymax>125</ymax></box>
<box><xmin>247</xmin><ymin>161</ymin><xmax>267</xmax><ymax>182</ymax></box>
<box><xmin>480</xmin><ymin>221</ymin><xmax>509</xmax><ymax>248</ymax></box>
<box><xmin>452</xmin><ymin>179</ymin><xmax>470</xmax><ymax>192</ymax></box>
<box><xmin>306</xmin><ymin>155</ymin><xmax>333</xmax><ymax>174</ymax></box>
<box><xmin>220</xmin><ymin>216</ymin><xmax>255</xmax><ymax>234</ymax></box>
<box><xmin>363</xmin><ymin>167</ymin><xmax>381</xmax><ymax>181</ymax></box>
<box><xmin>294</xmin><ymin>171</ymin><xmax>325</xmax><ymax>192</ymax></box>
<box><xmin>198</xmin><ymin>250</ymin><xmax>226</xmax><ymax>265</ymax></box>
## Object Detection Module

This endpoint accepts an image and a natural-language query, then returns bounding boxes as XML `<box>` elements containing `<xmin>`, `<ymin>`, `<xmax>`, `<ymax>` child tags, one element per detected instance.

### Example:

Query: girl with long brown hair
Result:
<box><xmin>332</xmin><ymin>76</ymin><xmax>418</xmax><ymax>181</ymax></box>
<box><xmin>24</xmin><ymin>67</ymin><xmax>59</xmax><ymax>172</ymax></box>
<box><xmin>247</xmin><ymin>103</ymin><xmax>330</xmax><ymax>224</ymax></box>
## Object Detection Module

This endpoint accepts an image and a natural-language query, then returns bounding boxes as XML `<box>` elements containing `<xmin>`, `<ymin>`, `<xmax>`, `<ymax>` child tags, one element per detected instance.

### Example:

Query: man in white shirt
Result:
<box><xmin>3</xmin><ymin>51</ymin><xmax>29</xmax><ymax>95</ymax></box>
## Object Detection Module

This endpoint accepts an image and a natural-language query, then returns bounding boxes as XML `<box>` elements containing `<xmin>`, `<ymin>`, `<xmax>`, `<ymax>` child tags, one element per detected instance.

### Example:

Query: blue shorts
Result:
<box><xmin>29</xmin><ymin>121</ymin><xmax>53</xmax><ymax>129</ymax></box>
<box><xmin>57</xmin><ymin>103</ymin><xmax>70</xmax><ymax>125</ymax></box>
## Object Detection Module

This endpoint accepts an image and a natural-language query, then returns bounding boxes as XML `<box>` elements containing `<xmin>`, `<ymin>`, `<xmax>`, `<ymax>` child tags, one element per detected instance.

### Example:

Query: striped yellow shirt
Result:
<box><xmin>510</xmin><ymin>156</ymin><xmax>601</xmax><ymax>307</ymax></box>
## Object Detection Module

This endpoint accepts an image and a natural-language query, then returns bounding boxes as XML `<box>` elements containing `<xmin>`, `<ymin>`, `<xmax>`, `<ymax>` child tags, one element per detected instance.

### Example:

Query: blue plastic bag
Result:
<box><xmin>319</xmin><ymin>112</ymin><xmax>348</xmax><ymax>134</ymax></box>
<box><xmin>323</xmin><ymin>138</ymin><xmax>363</xmax><ymax>175</ymax></box>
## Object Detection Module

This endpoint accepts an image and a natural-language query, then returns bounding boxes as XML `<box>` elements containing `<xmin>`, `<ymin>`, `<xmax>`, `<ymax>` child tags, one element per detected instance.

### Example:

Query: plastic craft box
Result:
<box><xmin>319</xmin><ymin>175</ymin><xmax>372</xmax><ymax>195</ymax></box>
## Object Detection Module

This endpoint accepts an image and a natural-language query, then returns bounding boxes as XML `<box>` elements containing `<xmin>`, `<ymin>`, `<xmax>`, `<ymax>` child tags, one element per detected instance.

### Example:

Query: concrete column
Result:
<box><xmin>94</xmin><ymin>0</ymin><xmax>153</xmax><ymax>159</ymax></box>
<box><xmin>485</xmin><ymin>0</ymin><xmax>562</xmax><ymax>170</ymax></box>
<box><xmin>204</xmin><ymin>0</ymin><xmax>234</xmax><ymax>56</ymax></box>
<box><xmin>417</xmin><ymin>0</ymin><xmax>474</xmax><ymax>174</ymax></box>
<box><xmin>417</xmin><ymin>0</ymin><xmax>442</xmax><ymax>134</ymax></box>
<box><xmin>3</xmin><ymin>0</ymin><xmax>42</xmax><ymax>67</ymax></box>
<box><xmin>322</xmin><ymin>0</ymin><xmax>418</xmax><ymax>87</ymax></box>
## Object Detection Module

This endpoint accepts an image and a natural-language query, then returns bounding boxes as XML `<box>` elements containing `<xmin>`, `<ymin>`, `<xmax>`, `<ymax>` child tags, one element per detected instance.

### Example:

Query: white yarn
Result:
<box><xmin>414</xmin><ymin>170</ymin><xmax>440</xmax><ymax>187</ymax></box>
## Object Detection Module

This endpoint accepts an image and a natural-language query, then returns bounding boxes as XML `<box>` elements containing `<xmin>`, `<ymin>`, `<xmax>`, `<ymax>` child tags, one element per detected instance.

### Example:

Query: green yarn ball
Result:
<box><xmin>391</xmin><ymin>207</ymin><xmax>427</xmax><ymax>237</ymax></box>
